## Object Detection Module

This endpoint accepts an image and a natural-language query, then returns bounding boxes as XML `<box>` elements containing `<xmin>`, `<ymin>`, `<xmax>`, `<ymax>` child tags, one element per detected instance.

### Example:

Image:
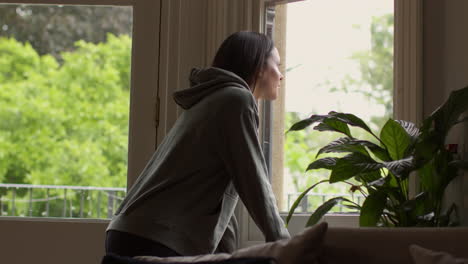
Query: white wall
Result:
<box><xmin>0</xmin><ymin>218</ymin><xmax>107</xmax><ymax>264</ymax></box>
<box><xmin>443</xmin><ymin>0</ymin><xmax>468</xmax><ymax>226</ymax></box>
<box><xmin>424</xmin><ymin>0</ymin><xmax>468</xmax><ymax>225</ymax></box>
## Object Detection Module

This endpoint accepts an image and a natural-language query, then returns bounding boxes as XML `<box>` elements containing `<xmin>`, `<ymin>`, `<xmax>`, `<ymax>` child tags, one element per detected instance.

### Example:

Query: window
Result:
<box><xmin>239</xmin><ymin>0</ymin><xmax>423</xmax><ymax>245</ymax></box>
<box><xmin>265</xmin><ymin>0</ymin><xmax>394</xmax><ymax>214</ymax></box>
<box><xmin>0</xmin><ymin>3</ymin><xmax>132</xmax><ymax>218</ymax></box>
<box><xmin>0</xmin><ymin>1</ymin><xmax>159</xmax><ymax>263</ymax></box>
<box><xmin>0</xmin><ymin>1</ymin><xmax>430</xmax><ymax>262</ymax></box>
<box><xmin>0</xmin><ymin>0</ymin><xmax>160</xmax><ymax>220</ymax></box>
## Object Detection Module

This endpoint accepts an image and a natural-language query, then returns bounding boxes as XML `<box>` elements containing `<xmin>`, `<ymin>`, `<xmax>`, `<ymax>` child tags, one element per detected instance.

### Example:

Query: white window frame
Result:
<box><xmin>0</xmin><ymin>1</ymin><xmax>160</xmax><ymax>263</ymax></box>
<box><xmin>239</xmin><ymin>0</ymin><xmax>423</xmax><ymax>248</ymax></box>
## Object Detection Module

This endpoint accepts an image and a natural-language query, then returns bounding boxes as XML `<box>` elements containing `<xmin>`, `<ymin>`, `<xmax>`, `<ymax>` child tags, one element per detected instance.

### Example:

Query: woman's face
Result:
<box><xmin>253</xmin><ymin>47</ymin><xmax>283</xmax><ymax>100</ymax></box>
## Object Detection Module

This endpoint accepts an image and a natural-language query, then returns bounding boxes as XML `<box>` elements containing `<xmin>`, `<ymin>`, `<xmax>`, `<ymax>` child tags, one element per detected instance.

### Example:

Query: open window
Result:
<box><xmin>0</xmin><ymin>0</ymin><xmax>159</xmax><ymax>219</ymax></box>
<box><xmin>239</xmin><ymin>0</ymin><xmax>423</xmax><ymax>247</ymax></box>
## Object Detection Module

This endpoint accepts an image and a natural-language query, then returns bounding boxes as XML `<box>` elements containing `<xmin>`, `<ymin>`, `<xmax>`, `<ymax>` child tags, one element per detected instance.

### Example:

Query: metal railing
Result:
<box><xmin>287</xmin><ymin>192</ymin><xmax>365</xmax><ymax>213</ymax></box>
<box><xmin>0</xmin><ymin>183</ymin><xmax>364</xmax><ymax>219</ymax></box>
<box><xmin>0</xmin><ymin>183</ymin><xmax>126</xmax><ymax>219</ymax></box>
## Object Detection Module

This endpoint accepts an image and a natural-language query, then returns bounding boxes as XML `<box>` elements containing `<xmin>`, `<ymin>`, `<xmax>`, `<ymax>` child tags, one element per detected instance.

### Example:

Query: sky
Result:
<box><xmin>284</xmin><ymin>0</ymin><xmax>393</xmax><ymax>121</ymax></box>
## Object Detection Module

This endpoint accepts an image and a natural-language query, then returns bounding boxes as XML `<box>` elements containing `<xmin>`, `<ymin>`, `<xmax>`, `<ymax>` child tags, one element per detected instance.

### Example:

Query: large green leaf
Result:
<box><xmin>286</xmin><ymin>179</ymin><xmax>328</xmax><ymax>226</ymax></box>
<box><xmin>353</xmin><ymin>139</ymin><xmax>391</xmax><ymax>161</ymax></box>
<box><xmin>401</xmin><ymin>192</ymin><xmax>428</xmax><ymax>221</ymax></box>
<box><xmin>433</xmin><ymin>149</ymin><xmax>459</xmax><ymax>186</ymax></box>
<box><xmin>306</xmin><ymin>157</ymin><xmax>337</xmax><ymax>171</ymax></box>
<box><xmin>418</xmin><ymin>161</ymin><xmax>437</xmax><ymax>193</ymax></box>
<box><xmin>383</xmin><ymin>157</ymin><xmax>414</xmax><ymax>178</ymax></box>
<box><xmin>360</xmin><ymin>191</ymin><xmax>387</xmax><ymax>226</ymax></box>
<box><xmin>356</xmin><ymin>171</ymin><xmax>382</xmax><ymax>185</ymax></box>
<box><xmin>330</xmin><ymin>153</ymin><xmax>383</xmax><ymax>183</ymax></box>
<box><xmin>328</xmin><ymin>111</ymin><xmax>376</xmax><ymax>137</ymax></box>
<box><xmin>306</xmin><ymin>197</ymin><xmax>347</xmax><ymax>227</ymax></box>
<box><xmin>414</xmin><ymin>133</ymin><xmax>440</xmax><ymax>164</ymax></box>
<box><xmin>438</xmin><ymin>203</ymin><xmax>460</xmax><ymax>227</ymax></box>
<box><xmin>316</xmin><ymin>137</ymin><xmax>369</xmax><ymax>157</ymax></box>
<box><xmin>368</xmin><ymin>175</ymin><xmax>389</xmax><ymax>187</ymax></box>
<box><xmin>430</xmin><ymin>85</ymin><xmax>468</xmax><ymax>137</ymax></box>
<box><xmin>365</xmin><ymin>142</ymin><xmax>392</xmax><ymax>161</ymax></box>
<box><xmin>396</xmin><ymin>120</ymin><xmax>419</xmax><ymax>142</ymax></box>
<box><xmin>287</xmin><ymin>115</ymin><xmax>327</xmax><ymax>132</ymax></box>
<box><xmin>314</xmin><ymin>118</ymin><xmax>352</xmax><ymax>137</ymax></box>
<box><xmin>396</xmin><ymin>120</ymin><xmax>419</xmax><ymax>137</ymax></box>
<box><xmin>380</xmin><ymin>119</ymin><xmax>411</xmax><ymax>160</ymax></box>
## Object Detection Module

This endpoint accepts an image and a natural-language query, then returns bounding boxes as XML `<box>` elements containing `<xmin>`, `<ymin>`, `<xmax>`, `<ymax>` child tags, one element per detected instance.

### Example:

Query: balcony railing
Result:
<box><xmin>0</xmin><ymin>183</ymin><xmax>126</xmax><ymax>219</ymax></box>
<box><xmin>0</xmin><ymin>183</ymin><xmax>364</xmax><ymax>219</ymax></box>
<box><xmin>287</xmin><ymin>192</ymin><xmax>364</xmax><ymax>214</ymax></box>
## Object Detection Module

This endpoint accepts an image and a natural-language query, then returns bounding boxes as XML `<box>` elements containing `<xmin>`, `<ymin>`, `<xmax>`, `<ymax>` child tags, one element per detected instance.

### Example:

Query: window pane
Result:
<box><xmin>273</xmin><ymin>1</ymin><xmax>394</xmax><ymax>212</ymax></box>
<box><xmin>0</xmin><ymin>4</ymin><xmax>132</xmax><ymax>218</ymax></box>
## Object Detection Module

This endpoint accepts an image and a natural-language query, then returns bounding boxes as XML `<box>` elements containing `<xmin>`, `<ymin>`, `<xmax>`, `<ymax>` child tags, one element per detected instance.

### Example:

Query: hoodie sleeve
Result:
<box><xmin>217</xmin><ymin>88</ymin><xmax>290</xmax><ymax>242</ymax></box>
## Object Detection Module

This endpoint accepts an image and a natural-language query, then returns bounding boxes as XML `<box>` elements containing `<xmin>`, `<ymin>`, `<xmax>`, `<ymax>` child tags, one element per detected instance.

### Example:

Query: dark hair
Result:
<box><xmin>212</xmin><ymin>31</ymin><xmax>274</xmax><ymax>91</ymax></box>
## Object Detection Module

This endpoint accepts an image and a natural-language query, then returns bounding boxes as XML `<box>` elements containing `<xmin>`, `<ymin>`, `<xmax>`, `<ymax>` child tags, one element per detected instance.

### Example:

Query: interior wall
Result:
<box><xmin>423</xmin><ymin>0</ymin><xmax>468</xmax><ymax>225</ymax></box>
<box><xmin>423</xmin><ymin>1</ymin><xmax>445</xmax><ymax>117</ymax></box>
<box><xmin>0</xmin><ymin>219</ymin><xmax>108</xmax><ymax>264</ymax></box>
<box><xmin>443</xmin><ymin>0</ymin><xmax>468</xmax><ymax>226</ymax></box>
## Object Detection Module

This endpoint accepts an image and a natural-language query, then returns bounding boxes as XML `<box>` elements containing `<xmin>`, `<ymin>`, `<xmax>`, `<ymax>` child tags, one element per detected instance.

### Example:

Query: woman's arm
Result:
<box><xmin>218</xmin><ymin>89</ymin><xmax>290</xmax><ymax>242</ymax></box>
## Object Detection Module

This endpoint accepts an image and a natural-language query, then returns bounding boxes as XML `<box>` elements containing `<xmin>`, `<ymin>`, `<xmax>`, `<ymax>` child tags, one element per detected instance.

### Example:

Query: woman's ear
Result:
<box><xmin>258</xmin><ymin>66</ymin><xmax>266</xmax><ymax>77</ymax></box>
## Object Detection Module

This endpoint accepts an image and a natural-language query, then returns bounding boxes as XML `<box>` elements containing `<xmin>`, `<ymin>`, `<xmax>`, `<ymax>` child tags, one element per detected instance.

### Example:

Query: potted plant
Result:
<box><xmin>286</xmin><ymin>85</ymin><xmax>468</xmax><ymax>227</ymax></box>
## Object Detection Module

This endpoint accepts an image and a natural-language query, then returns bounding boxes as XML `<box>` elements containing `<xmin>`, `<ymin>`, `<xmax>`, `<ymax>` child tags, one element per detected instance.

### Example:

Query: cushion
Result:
<box><xmin>409</xmin><ymin>245</ymin><xmax>468</xmax><ymax>264</ymax></box>
<box><xmin>102</xmin><ymin>254</ymin><xmax>275</xmax><ymax>264</ymax></box>
<box><xmin>135</xmin><ymin>222</ymin><xmax>328</xmax><ymax>264</ymax></box>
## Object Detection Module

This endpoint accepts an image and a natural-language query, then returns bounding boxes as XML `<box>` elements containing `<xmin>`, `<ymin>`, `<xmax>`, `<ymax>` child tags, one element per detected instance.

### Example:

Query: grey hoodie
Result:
<box><xmin>107</xmin><ymin>67</ymin><xmax>290</xmax><ymax>256</ymax></box>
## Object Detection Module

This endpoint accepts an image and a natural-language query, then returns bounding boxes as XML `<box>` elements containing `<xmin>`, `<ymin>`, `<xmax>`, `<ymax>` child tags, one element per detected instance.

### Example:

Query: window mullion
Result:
<box><xmin>393</xmin><ymin>0</ymin><xmax>423</xmax><ymax>198</ymax></box>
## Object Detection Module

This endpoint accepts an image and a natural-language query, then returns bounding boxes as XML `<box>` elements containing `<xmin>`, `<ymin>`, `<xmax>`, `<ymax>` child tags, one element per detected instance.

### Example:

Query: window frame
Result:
<box><xmin>0</xmin><ymin>0</ymin><xmax>161</xmax><ymax>217</ymax></box>
<box><xmin>239</xmin><ymin>0</ymin><xmax>423</xmax><ymax>247</ymax></box>
<box><xmin>0</xmin><ymin>1</ymin><xmax>160</xmax><ymax>263</ymax></box>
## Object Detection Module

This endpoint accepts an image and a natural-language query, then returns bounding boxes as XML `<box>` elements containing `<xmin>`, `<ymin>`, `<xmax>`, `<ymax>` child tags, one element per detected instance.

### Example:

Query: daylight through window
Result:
<box><xmin>267</xmin><ymin>0</ymin><xmax>394</xmax><ymax>213</ymax></box>
<box><xmin>0</xmin><ymin>4</ymin><xmax>132</xmax><ymax>218</ymax></box>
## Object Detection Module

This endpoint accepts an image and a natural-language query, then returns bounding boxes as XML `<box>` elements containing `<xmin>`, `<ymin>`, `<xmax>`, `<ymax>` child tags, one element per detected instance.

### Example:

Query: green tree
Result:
<box><xmin>0</xmin><ymin>4</ymin><xmax>132</xmax><ymax>58</ymax></box>
<box><xmin>332</xmin><ymin>14</ymin><xmax>394</xmax><ymax>127</ymax></box>
<box><xmin>283</xmin><ymin>14</ymin><xmax>394</xmax><ymax>211</ymax></box>
<box><xmin>0</xmin><ymin>34</ymin><xmax>130</xmax><ymax>188</ymax></box>
<box><xmin>0</xmin><ymin>35</ymin><xmax>131</xmax><ymax>217</ymax></box>
<box><xmin>284</xmin><ymin>112</ymin><xmax>354</xmax><ymax>211</ymax></box>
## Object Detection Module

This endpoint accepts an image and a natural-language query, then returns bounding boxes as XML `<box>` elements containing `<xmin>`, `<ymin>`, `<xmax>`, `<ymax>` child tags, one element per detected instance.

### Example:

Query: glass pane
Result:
<box><xmin>0</xmin><ymin>4</ymin><xmax>132</xmax><ymax>218</ymax></box>
<box><xmin>275</xmin><ymin>1</ymin><xmax>394</xmax><ymax>212</ymax></box>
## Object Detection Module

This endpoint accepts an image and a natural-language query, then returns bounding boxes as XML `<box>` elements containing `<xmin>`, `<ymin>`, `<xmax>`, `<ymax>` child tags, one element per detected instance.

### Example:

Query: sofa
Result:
<box><xmin>103</xmin><ymin>222</ymin><xmax>468</xmax><ymax>264</ymax></box>
<box><xmin>320</xmin><ymin>225</ymin><xmax>468</xmax><ymax>264</ymax></box>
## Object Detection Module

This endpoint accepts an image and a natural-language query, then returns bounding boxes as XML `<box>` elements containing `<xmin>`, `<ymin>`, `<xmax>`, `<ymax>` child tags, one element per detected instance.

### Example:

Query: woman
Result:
<box><xmin>105</xmin><ymin>31</ymin><xmax>290</xmax><ymax>258</ymax></box>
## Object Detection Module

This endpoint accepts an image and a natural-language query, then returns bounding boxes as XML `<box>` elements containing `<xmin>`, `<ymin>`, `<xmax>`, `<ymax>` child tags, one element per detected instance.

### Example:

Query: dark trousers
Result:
<box><xmin>105</xmin><ymin>230</ymin><xmax>181</xmax><ymax>257</ymax></box>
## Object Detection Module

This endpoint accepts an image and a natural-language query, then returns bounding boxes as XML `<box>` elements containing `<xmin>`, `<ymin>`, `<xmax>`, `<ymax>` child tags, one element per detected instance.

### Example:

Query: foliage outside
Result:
<box><xmin>0</xmin><ymin>34</ymin><xmax>130</xmax><ymax>217</ymax></box>
<box><xmin>0</xmin><ymin>5</ymin><xmax>132</xmax><ymax>58</ymax></box>
<box><xmin>283</xmin><ymin>14</ymin><xmax>394</xmax><ymax>211</ymax></box>
<box><xmin>286</xmin><ymin>86</ymin><xmax>468</xmax><ymax>227</ymax></box>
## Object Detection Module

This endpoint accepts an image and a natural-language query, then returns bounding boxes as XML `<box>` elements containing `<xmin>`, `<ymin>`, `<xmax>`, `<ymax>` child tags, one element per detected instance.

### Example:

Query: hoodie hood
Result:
<box><xmin>173</xmin><ymin>67</ymin><xmax>251</xmax><ymax>110</ymax></box>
